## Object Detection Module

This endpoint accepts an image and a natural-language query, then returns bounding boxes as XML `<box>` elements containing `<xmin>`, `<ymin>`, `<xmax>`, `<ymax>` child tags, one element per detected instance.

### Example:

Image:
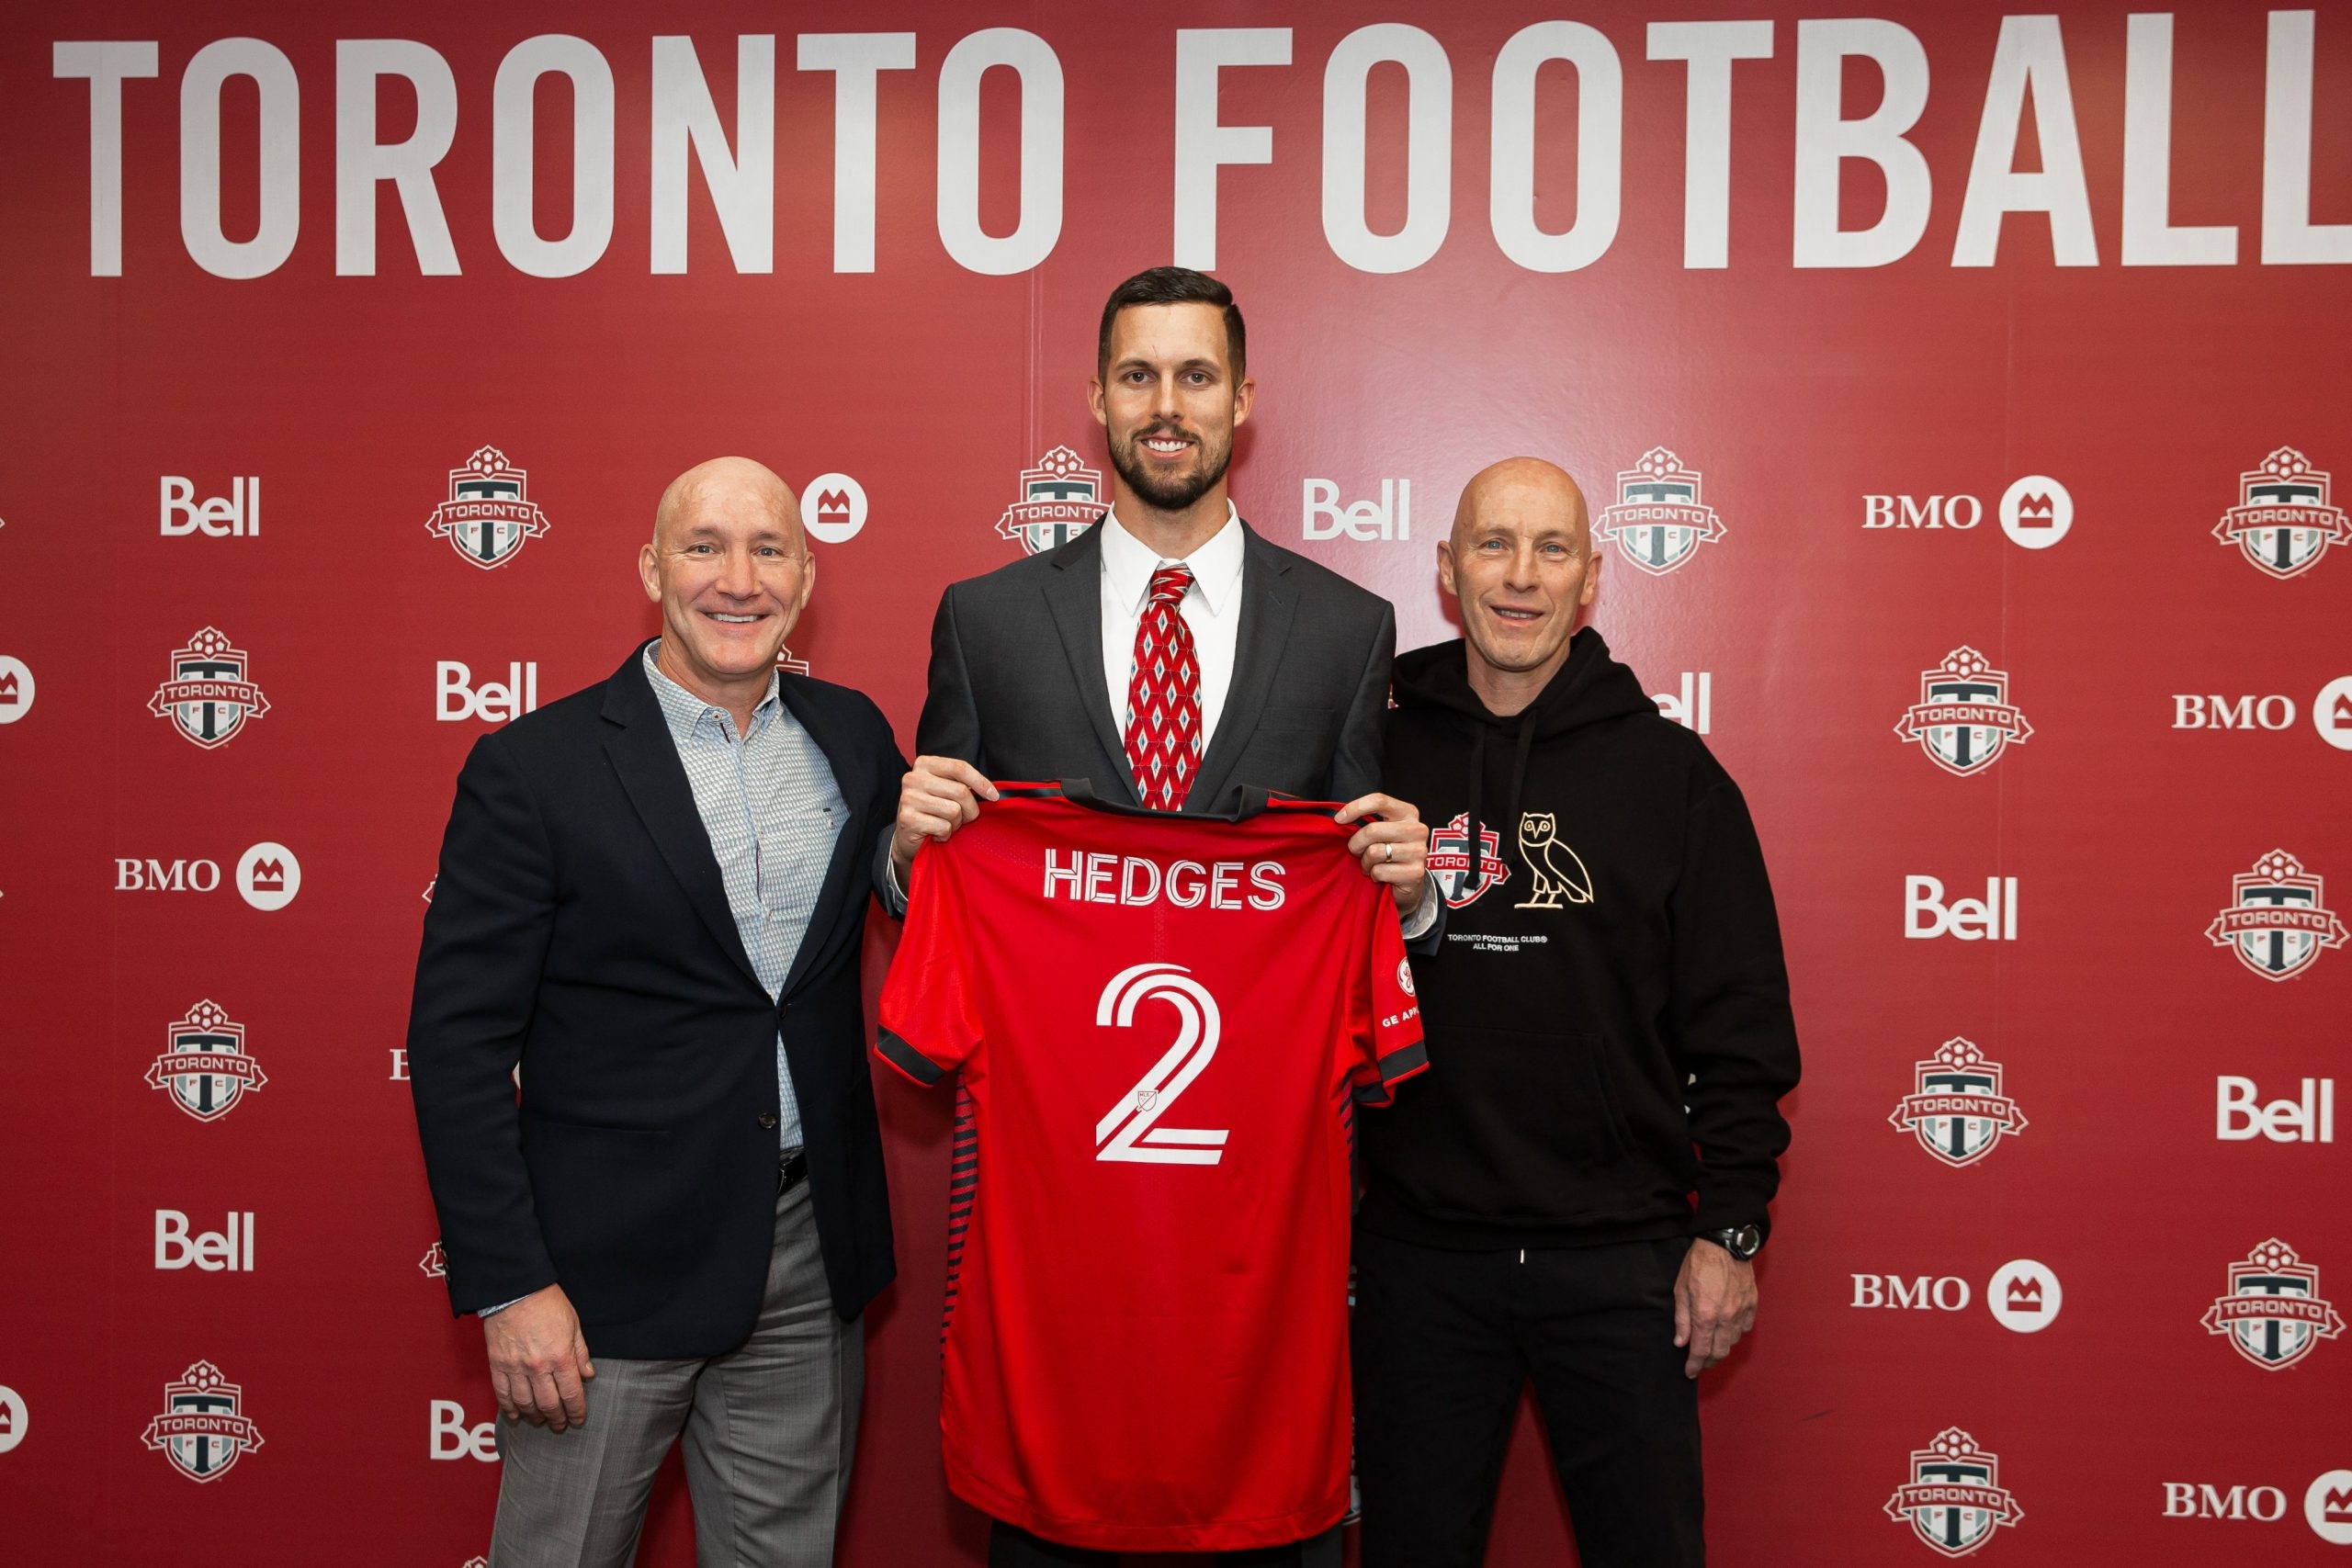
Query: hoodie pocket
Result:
<box><xmin>1444</xmin><ymin>1025</ymin><xmax>1638</xmax><ymax>1179</ymax></box>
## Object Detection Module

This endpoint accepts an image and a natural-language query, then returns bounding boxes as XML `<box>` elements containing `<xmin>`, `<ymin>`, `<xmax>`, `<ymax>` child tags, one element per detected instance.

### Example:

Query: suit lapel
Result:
<box><xmin>1189</xmin><ymin>521</ymin><xmax>1294</xmax><ymax>811</ymax></box>
<box><xmin>1044</xmin><ymin>521</ymin><xmax>1141</xmax><ymax>801</ymax></box>
<box><xmin>774</xmin><ymin>675</ymin><xmax>869</xmax><ymax>999</ymax></box>
<box><xmin>599</xmin><ymin>648</ymin><xmax>763</xmax><ymax>989</ymax></box>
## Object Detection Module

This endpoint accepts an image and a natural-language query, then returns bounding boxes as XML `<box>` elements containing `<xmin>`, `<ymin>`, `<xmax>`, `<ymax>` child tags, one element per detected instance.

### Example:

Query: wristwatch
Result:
<box><xmin>1701</xmin><ymin>1224</ymin><xmax>1764</xmax><ymax>1261</ymax></box>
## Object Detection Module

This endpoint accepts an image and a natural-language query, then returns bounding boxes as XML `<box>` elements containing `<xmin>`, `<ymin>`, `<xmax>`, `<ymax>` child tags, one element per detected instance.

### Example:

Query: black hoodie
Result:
<box><xmin>1358</xmin><ymin>629</ymin><xmax>1801</xmax><ymax>1250</ymax></box>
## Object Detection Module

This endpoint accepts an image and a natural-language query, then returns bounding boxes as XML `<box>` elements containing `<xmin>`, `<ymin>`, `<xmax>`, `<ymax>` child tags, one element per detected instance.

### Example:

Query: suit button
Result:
<box><xmin>757</xmin><ymin>1112</ymin><xmax>779</xmax><ymax>1130</ymax></box>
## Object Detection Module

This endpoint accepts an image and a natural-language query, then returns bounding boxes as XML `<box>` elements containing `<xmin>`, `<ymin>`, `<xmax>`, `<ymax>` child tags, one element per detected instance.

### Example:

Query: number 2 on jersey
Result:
<box><xmin>1094</xmin><ymin>963</ymin><xmax>1229</xmax><ymax>1165</ymax></box>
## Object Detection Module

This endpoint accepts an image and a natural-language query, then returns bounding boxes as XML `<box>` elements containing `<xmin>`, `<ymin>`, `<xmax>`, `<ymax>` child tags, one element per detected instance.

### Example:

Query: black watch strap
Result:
<box><xmin>1702</xmin><ymin>1224</ymin><xmax>1764</xmax><ymax>1260</ymax></box>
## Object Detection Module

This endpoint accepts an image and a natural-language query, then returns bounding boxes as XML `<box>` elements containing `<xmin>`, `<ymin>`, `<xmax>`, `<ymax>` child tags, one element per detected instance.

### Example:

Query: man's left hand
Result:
<box><xmin>1673</xmin><ymin>1238</ymin><xmax>1758</xmax><ymax>1378</ymax></box>
<box><xmin>1338</xmin><ymin>795</ymin><xmax>1430</xmax><ymax>917</ymax></box>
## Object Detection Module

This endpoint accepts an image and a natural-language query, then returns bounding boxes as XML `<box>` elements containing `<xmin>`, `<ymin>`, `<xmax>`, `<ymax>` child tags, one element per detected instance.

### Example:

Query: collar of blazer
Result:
<box><xmin>1039</xmin><ymin>514</ymin><xmax>1299</xmax><ymax>812</ymax></box>
<box><xmin>597</xmin><ymin>639</ymin><xmax>872</xmax><ymax>998</ymax></box>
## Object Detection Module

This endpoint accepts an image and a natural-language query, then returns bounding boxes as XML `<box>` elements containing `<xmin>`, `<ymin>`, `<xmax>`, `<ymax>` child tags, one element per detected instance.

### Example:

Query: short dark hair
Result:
<box><xmin>1097</xmin><ymin>266</ymin><xmax>1246</xmax><ymax>377</ymax></box>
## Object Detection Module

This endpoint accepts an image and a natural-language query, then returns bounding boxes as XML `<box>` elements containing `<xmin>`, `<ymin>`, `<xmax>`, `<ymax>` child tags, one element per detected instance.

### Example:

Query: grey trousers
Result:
<box><xmin>489</xmin><ymin>1179</ymin><xmax>864</xmax><ymax>1568</ymax></box>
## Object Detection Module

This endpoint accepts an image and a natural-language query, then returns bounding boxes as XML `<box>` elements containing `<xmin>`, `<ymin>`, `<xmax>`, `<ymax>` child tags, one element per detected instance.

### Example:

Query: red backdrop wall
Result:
<box><xmin>3</xmin><ymin>2</ymin><xmax>2348</xmax><ymax>1562</ymax></box>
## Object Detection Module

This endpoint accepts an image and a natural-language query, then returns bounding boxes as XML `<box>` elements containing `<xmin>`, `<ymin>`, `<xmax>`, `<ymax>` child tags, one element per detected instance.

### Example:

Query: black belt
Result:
<box><xmin>778</xmin><ymin>1148</ymin><xmax>808</xmax><ymax>1194</ymax></box>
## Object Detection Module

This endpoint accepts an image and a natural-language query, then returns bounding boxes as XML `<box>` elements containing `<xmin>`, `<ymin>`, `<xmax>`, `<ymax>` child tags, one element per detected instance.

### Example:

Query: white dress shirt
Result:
<box><xmin>1097</xmin><ymin>503</ymin><xmax>1248</xmax><ymax>748</ymax></box>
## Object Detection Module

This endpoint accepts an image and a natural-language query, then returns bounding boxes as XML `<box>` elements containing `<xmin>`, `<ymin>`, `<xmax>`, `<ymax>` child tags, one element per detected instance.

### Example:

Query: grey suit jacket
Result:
<box><xmin>919</xmin><ymin>516</ymin><xmax>1394</xmax><ymax>807</ymax></box>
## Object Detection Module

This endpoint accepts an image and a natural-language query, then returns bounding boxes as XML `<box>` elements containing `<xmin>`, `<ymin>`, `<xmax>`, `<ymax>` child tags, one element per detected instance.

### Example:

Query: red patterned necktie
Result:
<box><xmin>1124</xmin><ymin>564</ymin><xmax>1203</xmax><ymax>810</ymax></box>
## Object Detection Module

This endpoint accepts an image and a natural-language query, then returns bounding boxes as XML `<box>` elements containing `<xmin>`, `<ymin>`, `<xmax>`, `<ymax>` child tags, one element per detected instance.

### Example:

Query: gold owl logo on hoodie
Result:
<box><xmin>1515</xmin><ymin>813</ymin><xmax>1594</xmax><ymax>909</ymax></box>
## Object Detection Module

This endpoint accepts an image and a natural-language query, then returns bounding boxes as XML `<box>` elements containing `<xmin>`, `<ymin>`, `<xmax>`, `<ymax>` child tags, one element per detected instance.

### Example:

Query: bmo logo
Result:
<box><xmin>429</xmin><ymin>1399</ymin><xmax>500</xmax><ymax>1462</ymax></box>
<box><xmin>2217</xmin><ymin>1077</ymin><xmax>2335</xmax><ymax>1144</ymax></box>
<box><xmin>1860</xmin><ymin>475</ymin><xmax>2072</xmax><ymax>548</ymax></box>
<box><xmin>116</xmin><ymin>842</ymin><xmax>300</xmax><ymax>910</ymax></box>
<box><xmin>1905</xmin><ymin>875</ymin><xmax>2018</xmax><ymax>941</ymax></box>
<box><xmin>2164</xmin><ymin>1483</ymin><xmax>2290</xmax><ymax>1522</ymax></box>
<box><xmin>436</xmin><ymin>661</ymin><xmax>540</xmax><ymax>723</ymax></box>
<box><xmin>2173</xmin><ymin>694</ymin><xmax>2296</xmax><ymax>731</ymax></box>
<box><xmin>154</xmin><ymin>1210</ymin><xmax>256</xmax><ymax>1271</ymax></box>
<box><xmin>1851</xmin><ymin>1259</ymin><xmax>2061</xmax><ymax>1333</ymax></box>
<box><xmin>1651</xmin><ymin>671</ymin><xmax>1712</xmax><ymax>735</ymax></box>
<box><xmin>160</xmin><ymin>476</ymin><xmax>262</xmax><ymax>536</ymax></box>
<box><xmin>1303</xmin><ymin>479</ymin><xmax>1412</xmax><ymax>541</ymax></box>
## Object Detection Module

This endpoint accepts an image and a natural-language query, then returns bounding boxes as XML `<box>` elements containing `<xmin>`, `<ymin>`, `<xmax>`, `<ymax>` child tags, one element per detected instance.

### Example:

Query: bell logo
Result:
<box><xmin>1986</xmin><ymin>1259</ymin><xmax>2062</xmax><ymax>1334</ymax></box>
<box><xmin>1905</xmin><ymin>876</ymin><xmax>2018</xmax><ymax>941</ymax></box>
<box><xmin>1651</xmin><ymin>671</ymin><xmax>1713</xmax><ymax>734</ymax></box>
<box><xmin>1302</xmin><ymin>479</ymin><xmax>1412</xmax><ymax>541</ymax></box>
<box><xmin>0</xmin><ymin>1385</ymin><xmax>25</xmax><ymax>1454</ymax></box>
<box><xmin>430</xmin><ymin>1399</ymin><xmax>500</xmax><ymax>1461</ymax></box>
<box><xmin>0</xmin><ymin>655</ymin><xmax>32</xmax><ymax>723</ymax></box>
<box><xmin>2308</xmin><ymin>1471</ymin><xmax>2352</xmax><ymax>1544</ymax></box>
<box><xmin>236</xmin><ymin>842</ymin><xmax>300</xmax><ymax>911</ymax></box>
<box><xmin>2217</xmin><ymin>1077</ymin><xmax>2335</xmax><ymax>1143</ymax></box>
<box><xmin>435</xmin><ymin>661</ymin><xmax>540</xmax><ymax>723</ymax></box>
<box><xmin>154</xmin><ymin>1210</ymin><xmax>256</xmax><ymax>1272</ymax></box>
<box><xmin>159</xmin><ymin>476</ymin><xmax>261</xmax><ymax>536</ymax></box>
<box><xmin>802</xmin><ymin>471</ymin><xmax>867</xmax><ymax>545</ymax></box>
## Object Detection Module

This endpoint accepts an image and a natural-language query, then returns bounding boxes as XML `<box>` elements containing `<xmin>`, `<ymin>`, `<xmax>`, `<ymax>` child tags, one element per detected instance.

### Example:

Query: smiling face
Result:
<box><xmin>1090</xmin><ymin>301</ymin><xmax>1254</xmax><ymax>517</ymax></box>
<box><xmin>1441</xmin><ymin>459</ymin><xmax>1599</xmax><ymax>698</ymax></box>
<box><xmin>638</xmin><ymin>458</ymin><xmax>812</xmax><ymax>705</ymax></box>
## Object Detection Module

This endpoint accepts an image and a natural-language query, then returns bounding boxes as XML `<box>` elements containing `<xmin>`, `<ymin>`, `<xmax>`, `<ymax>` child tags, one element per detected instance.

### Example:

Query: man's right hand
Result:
<box><xmin>485</xmin><ymin>1283</ymin><xmax>595</xmax><ymax>1431</ymax></box>
<box><xmin>892</xmin><ymin>756</ymin><xmax>998</xmax><ymax>881</ymax></box>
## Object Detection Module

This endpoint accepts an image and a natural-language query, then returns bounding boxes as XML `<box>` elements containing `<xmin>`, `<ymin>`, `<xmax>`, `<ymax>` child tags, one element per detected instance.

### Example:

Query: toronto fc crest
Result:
<box><xmin>2213</xmin><ymin>446</ymin><xmax>2348</xmax><ymax>580</ymax></box>
<box><xmin>148</xmin><ymin>627</ymin><xmax>269</xmax><ymax>749</ymax></box>
<box><xmin>1594</xmin><ymin>447</ymin><xmax>1724</xmax><ymax>576</ymax></box>
<box><xmin>997</xmin><ymin>446</ymin><xmax>1104</xmax><ymax>556</ymax></box>
<box><xmin>142</xmin><ymin>1361</ymin><xmax>265</xmax><ymax>1483</ymax></box>
<box><xmin>146</xmin><ymin>999</ymin><xmax>266</xmax><ymax>1122</ymax></box>
<box><xmin>2206</xmin><ymin>850</ymin><xmax>2346</xmax><ymax>981</ymax></box>
<box><xmin>427</xmin><ymin>446</ymin><xmax>551</xmax><ymax>569</ymax></box>
<box><xmin>2202</xmin><ymin>1238</ymin><xmax>2344</xmax><ymax>1370</ymax></box>
<box><xmin>1427</xmin><ymin>811</ymin><xmax>1510</xmax><ymax>908</ymax></box>
<box><xmin>1894</xmin><ymin>648</ymin><xmax>2032</xmax><ymax>776</ymax></box>
<box><xmin>1887</xmin><ymin>1038</ymin><xmax>2027</xmax><ymax>1168</ymax></box>
<box><xmin>1883</xmin><ymin>1427</ymin><xmax>2023</xmax><ymax>1557</ymax></box>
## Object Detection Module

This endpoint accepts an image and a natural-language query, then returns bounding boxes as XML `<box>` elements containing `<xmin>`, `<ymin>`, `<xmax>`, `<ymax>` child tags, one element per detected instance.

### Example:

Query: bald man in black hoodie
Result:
<box><xmin>1351</xmin><ymin>458</ymin><xmax>1801</xmax><ymax>1568</ymax></box>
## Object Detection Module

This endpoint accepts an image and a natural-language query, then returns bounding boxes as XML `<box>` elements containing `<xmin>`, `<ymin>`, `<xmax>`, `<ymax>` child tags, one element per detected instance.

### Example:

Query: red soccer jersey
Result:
<box><xmin>877</xmin><ymin>785</ymin><xmax>1426</xmax><ymax>1552</ymax></box>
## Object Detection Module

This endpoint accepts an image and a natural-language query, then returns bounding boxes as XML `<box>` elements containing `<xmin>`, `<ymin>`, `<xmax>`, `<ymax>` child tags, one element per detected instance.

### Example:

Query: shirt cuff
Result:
<box><xmin>478</xmin><ymin>1295</ymin><xmax>526</xmax><ymax>1318</ymax></box>
<box><xmin>1399</xmin><ymin>873</ymin><xmax>1441</xmax><ymax>939</ymax></box>
<box><xmin>883</xmin><ymin>847</ymin><xmax>908</xmax><ymax>909</ymax></box>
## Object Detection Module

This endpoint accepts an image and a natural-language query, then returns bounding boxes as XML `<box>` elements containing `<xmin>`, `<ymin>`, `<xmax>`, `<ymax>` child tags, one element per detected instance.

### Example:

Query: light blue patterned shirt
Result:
<box><xmin>641</xmin><ymin>645</ymin><xmax>847</xmax><ymax>1152</ymax></box>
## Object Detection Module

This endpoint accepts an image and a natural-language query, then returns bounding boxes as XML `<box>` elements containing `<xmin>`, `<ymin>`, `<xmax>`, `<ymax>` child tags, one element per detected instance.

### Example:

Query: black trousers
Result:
<box><xmin>988</xmin><ymin>1521</ymin><xmax>1342</xmax><ymax>1566</ymax></box>
<box><xmin>1351</xmin><ymin>1229</ymin><xmax>1703</xmax><ymax>1568</ymax></box>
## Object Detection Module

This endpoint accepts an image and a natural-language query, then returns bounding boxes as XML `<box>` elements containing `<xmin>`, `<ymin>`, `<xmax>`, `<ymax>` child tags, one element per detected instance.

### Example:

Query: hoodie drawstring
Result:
<box><xmin>1462</xmin><ymin>722</ymin><xmax>1488</xmax><ymax>899</ymax></box>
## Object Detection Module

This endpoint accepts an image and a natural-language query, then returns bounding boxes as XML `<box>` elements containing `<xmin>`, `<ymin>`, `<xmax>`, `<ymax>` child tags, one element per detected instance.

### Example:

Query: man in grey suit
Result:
<box><xmin>882</xmin><ymin>266</ymin><xmax>1435</xmax><ymax>1566</ymax></box>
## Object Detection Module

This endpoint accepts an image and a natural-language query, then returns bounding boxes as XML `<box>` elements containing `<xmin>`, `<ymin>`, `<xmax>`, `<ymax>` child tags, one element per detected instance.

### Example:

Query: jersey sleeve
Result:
<box><xmin>876</xmin><ymin>843</ymin><xmax>983</xmax><ymax>1089</ymax></box>
<box><xmin>1350</xmin><ymin>893</ymin><xmax>1428</xmax><ymax>1107</ymax></box>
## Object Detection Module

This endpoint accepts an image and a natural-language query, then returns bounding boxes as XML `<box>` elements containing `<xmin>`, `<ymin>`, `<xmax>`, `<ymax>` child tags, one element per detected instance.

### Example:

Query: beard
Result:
<box><xmin>1108</xmin><ymin>423</ymin><xmax>1232</xmax><ymax>513</ymax></box>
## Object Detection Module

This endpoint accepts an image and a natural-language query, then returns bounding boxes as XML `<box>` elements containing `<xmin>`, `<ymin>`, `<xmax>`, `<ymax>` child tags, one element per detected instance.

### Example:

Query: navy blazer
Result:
<box><xmin>408</xmin><ymin>643</ymin><xmax>904</xmax><ymax>1359</ymax></box>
